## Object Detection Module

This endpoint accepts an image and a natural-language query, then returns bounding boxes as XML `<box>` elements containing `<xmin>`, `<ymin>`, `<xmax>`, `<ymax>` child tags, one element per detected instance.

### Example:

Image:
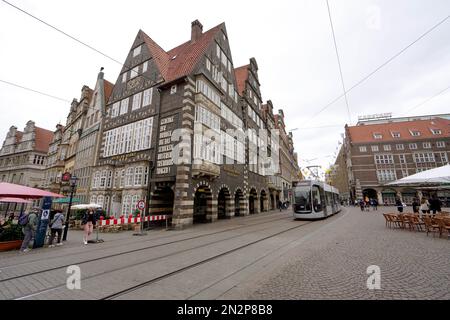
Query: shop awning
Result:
<box><xmin>0</xmin><ymin>182</ymin><xmax>65</xmax><ymax>199</ymax></box>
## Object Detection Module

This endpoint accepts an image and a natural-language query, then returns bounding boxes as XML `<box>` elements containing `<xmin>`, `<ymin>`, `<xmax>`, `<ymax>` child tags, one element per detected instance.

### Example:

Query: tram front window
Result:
<box><xmin>294</xmin><ymin>187</ymin><xmax>311</xmax><ymax>212</ymax></box>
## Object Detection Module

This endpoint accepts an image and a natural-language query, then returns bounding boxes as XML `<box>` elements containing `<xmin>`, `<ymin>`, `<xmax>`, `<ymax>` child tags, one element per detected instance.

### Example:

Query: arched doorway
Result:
<box><xmin>218</xmin><ymin>187</ymin><xmax>231</xmax><ymax>219</ymax></box>
<box><xmin>270</xmin><ymin>194</ymin><xmax>275</xmax><ymax>210</ymax></box>
<box><xmin>260</xmin><ymin>190</ymin><xmax>268</xmax><ymax>212</ymax></box>
<box><xmin>194</xmin><ymin>185</ymin><xmax>212</xmax><ymax>223</ymax></box>
<box><xmin>249</xmin><ymin>188</ymin><xmax>258</xmax><ymax>214</ymax></box>
<box><xmin>362</xmin><ymin>188</ymin><xmax>377</xmax><ymax>201</ymax></box>
<box><xmin>234</xmin><ymin>189</ymin><xmax>244</xmax><ymax>217</ymax></box>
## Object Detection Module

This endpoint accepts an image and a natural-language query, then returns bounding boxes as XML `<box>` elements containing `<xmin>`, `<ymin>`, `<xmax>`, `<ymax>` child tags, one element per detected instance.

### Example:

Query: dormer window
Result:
<box><xmin>410</xmin><ymin>130</ymin><xmax>421</xmax><ymax>137</ymax></box>
<box><xmin>170</xmin><ymin>85</ymin><xmax>177</xmax><ymax>94</ymax></box>
<box><xmin>431</xmin><ymin>129</ymin><xmax>441</xmax><ymax>135</ymax></box>
<box><xmin>391</xmin><ymin>132</ymin><xmax>401</xmax><ymax>138</ymax></box>
<box><xmin>373</xmin><ymin>133</ymin><xmax>382</xmax><ymax>139</ymax></box>
<box><xmin>133</xmin><ymin>45</ymin><xmax>142</xmax><ymax>57</ymax></box>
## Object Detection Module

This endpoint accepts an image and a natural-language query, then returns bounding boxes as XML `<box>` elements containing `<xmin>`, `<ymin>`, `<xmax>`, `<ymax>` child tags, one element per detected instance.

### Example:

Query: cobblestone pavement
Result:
<box><xmin>221</xmin><ymin>206</ymin><xmax>450</xmax><ymax>300</ymax></box>
<box><xmin>1</xmin><ymin>207</ymin><xmax>448</xmax><ymax>300</ymax></box>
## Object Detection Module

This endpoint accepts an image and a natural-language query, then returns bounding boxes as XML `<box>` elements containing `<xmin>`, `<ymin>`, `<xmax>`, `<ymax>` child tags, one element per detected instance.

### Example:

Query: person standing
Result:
<box><xmin>19</xmin><ymin>208</ymin><xmax>39</xmax><ymax>252</ymax></box>
<box><xmin>412</xmin><ymin>198</ymin><xmax>420</xmax><ymax>214</ymax></box>
<box><xmin>395</xmin><ymin>197</ymin><xmax>403</xmax><ymax>213</ymax></box>
<box><xmin>420</xmin><ymin>197</ymin><xmax>430</xmax><ymax>215</ymax></box>
<box><xmin>48</xmin><ymin>210</ymin><xmax>65</xmax><ymax>247</ymax></box>
<box><xmin>429</xmin><ymin>195</ymin><xmax>442</xmax><ymax>215</ymax></box>
<box><xmin>81</xmin><ymin>207</ymin><xmax>97</xmax><ymax>245</ymax></box>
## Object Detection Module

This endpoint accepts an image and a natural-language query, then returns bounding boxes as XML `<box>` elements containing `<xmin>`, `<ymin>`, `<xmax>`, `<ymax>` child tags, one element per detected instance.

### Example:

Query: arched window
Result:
<box><xmin>90</xmin><ymin>195</ymin><xmax>97</xmax><ymax>204</ymax></box>
<box><xmin>97</xmin><ymin>195</ymin><xmax>104</xmax><ymax>208</ymax></box>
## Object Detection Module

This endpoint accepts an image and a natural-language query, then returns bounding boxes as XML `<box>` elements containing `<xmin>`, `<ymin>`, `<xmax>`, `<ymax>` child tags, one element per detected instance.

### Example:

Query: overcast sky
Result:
<box><xmin>1</xmin><ymin>0</ymin><xmax>449</xmax><ymax>178</ymax></box>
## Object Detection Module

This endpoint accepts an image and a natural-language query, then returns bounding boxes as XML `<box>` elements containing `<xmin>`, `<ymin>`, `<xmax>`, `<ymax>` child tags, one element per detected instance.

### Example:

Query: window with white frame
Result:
<box><xmin>373</xmin><ymin>133</ymin><xmax>382</xmax><ymax>139</ymax></box>
<box><xmin>399</xmin><ymin>154</ymin><xmax>407</xmax><ymax>164</ymax></box>
<box><xmin>131</xmin><ymin>195</ymin><xmax>138</xmax><ymax>211</ymax></box>
<box><xmin>423</xmin><ymin>142</ymin><xmax>431</xmax><ymax>149</ymax></box>
<box><xmin>371</xmin><ymin>145</ymin><xmax>379</xmax><ymax>152</ymax></box>
<box><xmin>206</xmin><ymin>58</ymin><xmax>211</xmax><ymax>71</ymax></box>
<box><xmin>97</xmin><ymin>195</ymin><xmax>104</xmax><ymax>208</ymax></box>
<box><xmin>193</xmin><ymin>133</ymin><xmax>220</xmax><ymax>164</ymax></box>
<box><xmin>409</xmin><ymin>143</ymin><xmax>417</xmax><ymax>150</ymax></box>
<box><xmin>130</xmin><ymin>66</ymin><xmax>139</xmax><ymax>79</ymax></box>
<box><xmin>143</xmin><ymin>166</ymin><xmax>149</xmax><ymax>185</ymax></box>
<box><xmin>195</xmin><ymin>105</ymin><xmax>220</xmax><ymax>132</ymax></box>
<box><xmin>359</xmin><ymin>146</ymin><xmax>367</xmax><ymax>152</ymax></box>
<box><xmin>391</xmin><ymin>132</ymin><xmax>401</xmax><ymax>138</ymax></box>
<box><xmin>374</xmin><ymin>154</ymin><xmax>394</xmax><ymax>164</ymax></box>
<box><xmin>383</xmin><ymin>145</ymin><xmax>391</xmax><ymax>151</ymax></box>
<box><xmin>196</xmin><ymin>79</ymin><xmax>220</xmax><ymax>106</ymax></box>
<box><xmin>125</xmin><ymin>167</ymin><xmax>134</xmax><ymax>187</ymax></box>
<box><xmin>111</xmin><ymin>102</ymin><xmax>120</xmax><ymax>118</ymax></box>
<box><xmin>431</xmin><ymin>129</ymin><xmax>441</xmax><ymax>135</ymax></box>
<box><xmin>410</xmin><ymin>130</ymin><xmax>421</xmax><ymax>137</ymax></box>
<box><xmin>396</xmin><ymin>144</ymin><xmax>404</xmax><ymax>150</ymax></box>
<box><xmin>376</xmin><ymin>169</ymin><xmax>397</xmax><ymax>182</ymax></box>
<box><xmin>170</xmin><ymin>85</ymin><xmax>177</xmax><ymax>94</ymax></box>
<box><xmin>90</xmin><ymin>195</ymin><xmax>97</xmax><ymax>204</ymax></box>
<box><xmin>142</xmin><ymin>61</ymin><xmax>148</xmax><ymax>73</ymax></box>
<box><xmin>132</xmin><ymin>92</ymin><xmax>142</xmax><ymax>111</ymax></box>
<box><xmin>103</xmin><ymin>117</ymin><xmax>154</xmax><ymax>157</ymax></box>
<box><xmin>100</xmin><ymin>170</ymin><xmax>107</xmax><ymax>188</ymax></box>
<box><xmin>120</xmin><ymin>169</ymin><xmax>125</xmax><ymax>188</ymax></box>
<box><xmin>120</xmin><ymin>98</ymin><xmax>129</xmax><ymax>115</ymax></box>
<box><xmin>413</xmin><ymin>152</ymin><xmax>435</xmax><ymax>163</ymax></box>
<box><xmin>133</xmin><ymin>45</ymin><xmax>141</xmax><ymax>57</ymax></box>
<box><xmin>134</xmin><ymin>167</ymin><xmax>143</xmax><ymax>186</ymax></box>
<box><xmin>122</xmin><ymin>73</ymin><xmax>127</xmax><ymax>83</ymax></box>
<box><xmin>142</xmin><ymin>87</ymin><xmax>153</xmax><ymax>107</ymax></box>
<box><xmin>436</xmin><ymin>141</ymin><xmax>445</xmax><ymax>148</ymax></box>
<box><xmin>122</xmin><ymin>195</ymin><xmax>131</xmax><ymax>216</ymax></box>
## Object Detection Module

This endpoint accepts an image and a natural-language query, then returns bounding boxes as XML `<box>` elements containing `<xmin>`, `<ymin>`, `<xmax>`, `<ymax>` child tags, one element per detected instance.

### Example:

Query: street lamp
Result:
<box><xmin>62</xmin><ymin>174</ymin><xmax>78</xmax><ymax>241</ymax></box>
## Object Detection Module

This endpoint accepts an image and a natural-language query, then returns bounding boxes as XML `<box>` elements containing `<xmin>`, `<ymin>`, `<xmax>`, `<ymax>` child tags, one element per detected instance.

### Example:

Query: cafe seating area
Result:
<box><xmin>383</xmin><ymin>211</ymin><xmax>450</xmax><ymax>239</ymax></box>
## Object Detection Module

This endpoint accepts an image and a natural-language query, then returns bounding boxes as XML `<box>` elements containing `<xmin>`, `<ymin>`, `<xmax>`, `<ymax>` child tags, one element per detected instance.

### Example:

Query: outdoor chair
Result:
<box><xmin>388</xmin><ymin>214</ymin><xmax>402</xmax><ymax>229</ymax></box>
<box><xmin>382</xmin><ymin>213</ymin><xmax>391</xmax><ymax>228</ymax></box>
<box><xmin>435</xmin><ymin>217</ymin><xmax>450</xmax><ymax>239</ymax></box>
<box><xmin>398</xmin><ymin>214</ymin><xmax>413</xmax><ymax>230</ymax></box>
<box><xmin>423</xmin><ymin>216</ymin><xmax>440</xmax><ymax>237</ymax></box>
<box><xmin>410</xmin><ymin>215</ymin><xmax>425</xmax><ymax>232</ymax></box>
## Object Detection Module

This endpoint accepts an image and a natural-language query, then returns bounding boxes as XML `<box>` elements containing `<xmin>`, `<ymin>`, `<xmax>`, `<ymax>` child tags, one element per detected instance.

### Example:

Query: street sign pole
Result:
<box><xmin>133</xmin><ymin>200</ymin><xmax>147</xmax><ymax>236</ymax></box>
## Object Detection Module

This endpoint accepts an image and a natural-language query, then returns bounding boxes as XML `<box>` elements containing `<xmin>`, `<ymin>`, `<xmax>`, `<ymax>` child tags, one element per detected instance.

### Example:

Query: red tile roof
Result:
<box><xmin>34</xmin><ymin>127</ymin><xmax>53</xmax><ymax>153</ymax></box>
<box><xmin>347</xmin><ymin>118</ymin><xmax>450</xmax><ymax>143</ymax></box>
<box><xmin>234</xmin><ymin>65</ymin><xmax>249</xmax><ymax>96</ymax></box>
<box><xmin>103</xmin><ymin>80</ymin><xmax>114</xmax><ymax>102</ymax></box>
<box><xmin>140</xmin><ymin>23</ymin><xmax>223</xmax><ymax>85</ymax></box>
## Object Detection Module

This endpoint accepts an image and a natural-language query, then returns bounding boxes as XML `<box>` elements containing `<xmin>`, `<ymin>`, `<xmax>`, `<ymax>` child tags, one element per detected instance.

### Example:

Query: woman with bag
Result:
<box><xmin>48</xmin><ymin>210</ymin><xmax>65</xmax><ymax>247</ymax></box>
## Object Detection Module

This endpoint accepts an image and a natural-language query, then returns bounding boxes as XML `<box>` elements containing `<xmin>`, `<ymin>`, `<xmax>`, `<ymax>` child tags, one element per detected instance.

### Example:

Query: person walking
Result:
<box><xmin>412</xmin><ymin>198</ymin><xmax>420</xmax><ymax>214</ymax></box>
<box><xmin>48</xmin><ymin>210</ymin><xmax>65</xmax><ymax>247</ymax></box>
<box><xmin>82</xmin><ymin>207</ymin><xmax>97</xmax><ymax>245</ymax></box>
<box><xmin>420</xmin><ymin>197</ymin><xmax>430</xmax><ymax>216</ymax></box>
<box><xmin>429</xmin><ymin>195</ymin><xmax>442</xmax><ymax>215</ymax></box>
<box><xmin>19</xmin><ymin>208</ymin><xmax>39</xmax><ymax>252</ymax></box>
<box><xmin>359</xmin><ymin>199</ymin><xmax>365</xmax><ymax>212</ymax></box>
<box><xmin>278</xmin><ymin>200</ymin><xmax>283</xmax><ymax>212</ymax></box>
<box><xmin>373</xmin><ymin>199</ymin><xmax>378</xmax><ymax>211</ymax></box>
<box><xmin>395</xmin><ymin>197</ymin><xmax>403</xmax><ymax>213</ymax></box>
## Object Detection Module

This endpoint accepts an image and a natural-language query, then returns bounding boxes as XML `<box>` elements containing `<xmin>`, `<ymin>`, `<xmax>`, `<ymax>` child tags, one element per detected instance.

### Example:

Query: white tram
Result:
<box><xmin>292</xmin><ymin>180</ymin><xmax>341</xmax><ymax>220</ymax></box>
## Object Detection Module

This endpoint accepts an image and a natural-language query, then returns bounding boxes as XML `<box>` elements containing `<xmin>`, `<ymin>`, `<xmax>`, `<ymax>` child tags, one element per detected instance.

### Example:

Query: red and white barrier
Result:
<box><xmin>98</xmin><ymin>215</ymin><xmax>167</xmax><ymax>227</ymax></box>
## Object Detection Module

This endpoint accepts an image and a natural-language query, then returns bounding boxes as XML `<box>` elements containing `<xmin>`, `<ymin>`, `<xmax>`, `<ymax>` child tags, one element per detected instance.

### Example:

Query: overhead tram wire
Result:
<box><xmin>326</xmin><ymin>0</ymin><xmax>351</xmax><ymax>124</ymax></box>
<box><xmin>400</xmin><ymin>84</ymin><xmax>450</xmax><ymax>116</ymax></box>
<box><xmin>0</xmin><ymin>79</ymin><xmax>71</xmax><ymax>103</ymax></box>
<box><xmin>309</xmin><ymin>13</ymin><xmax>450</xmax><ymax>122</ymax></box>
<box><xmin>1</xmin><ymin>0</ymin><xmax>163</xmax><ymax>87</ymax></box>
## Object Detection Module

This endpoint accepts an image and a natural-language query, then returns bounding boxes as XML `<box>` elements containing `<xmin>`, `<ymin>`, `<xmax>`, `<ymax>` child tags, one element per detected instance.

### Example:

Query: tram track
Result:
<box><xmin>12</xmin><ymin>217</ymin><xmax>308</xmax><ymax>300</ymax></box>
<box><xmin>0</xmin><ymin>211</ymin><xmax>285</xmax><ymax>270</ymax></box>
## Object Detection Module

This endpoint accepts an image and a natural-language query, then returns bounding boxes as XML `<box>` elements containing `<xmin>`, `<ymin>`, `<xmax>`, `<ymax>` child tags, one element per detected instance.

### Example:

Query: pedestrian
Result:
<box><xmin>412</xmin><ymin>198</ymin><xmax>420</xmax><ymax>214</ymax></box>
<box><xmin>278</xmin><ymin>200</ymin><xmax>283</xmax><ymax>212</ymax></box>
<box><xmin>373</xmin><ymin>199</ymin><xmax>378</xmax><ymax>211</ymax></box>
<box><xmin>395</xmin><ymin>197</ymin><xmax>403</xmax><ymax>213</ymax></box>
<box><xmin>81</xmin><ymin>207</ymin><xmax>97</xmax><ymax>245</ymax></box>
<box><xmin>428</xmin><ymin>195</ymin><xmax>442</xmax><ymax>215</ymax></box>
<box><xmin>359</xmin><ymin>199</ymin><xmax>364</xmax><ymax>212</ymax></box>
<box><xmin>48</xmin><ymin>210</ymin><xmax>65</xmax><ymax>247</ymax></box>
<box><xmin>420</xmin><ymin>197</ymin><xmax>430</xmax><ymax>216</ymax></box>
<box><xmin>19</xmin><ymin>208</ymin><xmax>39</xmax><ymax>252</ymax></box>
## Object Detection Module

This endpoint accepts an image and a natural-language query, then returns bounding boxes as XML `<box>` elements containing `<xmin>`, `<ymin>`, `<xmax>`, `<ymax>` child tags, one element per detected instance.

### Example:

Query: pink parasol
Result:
<box><xmin>0</xmin><ymin>182</ymin><xmax>64</xmax><ymax>199</ymax></box>
<box><xmin>0</xmin><ymin>197</ymin><xmax>33</xmax><ymax>204</ymax></box>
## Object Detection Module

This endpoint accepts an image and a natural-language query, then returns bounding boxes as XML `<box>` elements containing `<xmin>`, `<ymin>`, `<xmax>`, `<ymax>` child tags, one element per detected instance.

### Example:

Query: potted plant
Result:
<box><xmin>0</xmin><ymin>221</ymin><xmax>25</xmax><ymax>252</ymax></box>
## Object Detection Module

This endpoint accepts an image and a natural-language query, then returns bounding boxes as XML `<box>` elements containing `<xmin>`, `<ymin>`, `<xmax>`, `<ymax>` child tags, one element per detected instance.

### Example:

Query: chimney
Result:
<box><xmin>191</xmin><ymin>19</ymin><xmax>203</xmax><ymax>42</ymax></box>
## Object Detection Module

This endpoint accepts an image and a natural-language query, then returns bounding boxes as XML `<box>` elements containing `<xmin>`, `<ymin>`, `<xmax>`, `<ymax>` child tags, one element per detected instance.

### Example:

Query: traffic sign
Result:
<box><xmin>62</xmin><ymin>172</ymin><xmax>71</xmax><ymax>182</ymax></box>
<box><xmin>137</xmin><ymin>200</ymin><xmax>145</xmax><ymax>210</ymax></box>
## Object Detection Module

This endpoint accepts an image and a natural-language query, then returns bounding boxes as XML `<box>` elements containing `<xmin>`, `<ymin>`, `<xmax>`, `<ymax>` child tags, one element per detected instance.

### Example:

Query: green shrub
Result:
<box><xmin>0</xmin><ymin>222</ymin><xmax>24</xmax><ymax>242</ymax></box>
